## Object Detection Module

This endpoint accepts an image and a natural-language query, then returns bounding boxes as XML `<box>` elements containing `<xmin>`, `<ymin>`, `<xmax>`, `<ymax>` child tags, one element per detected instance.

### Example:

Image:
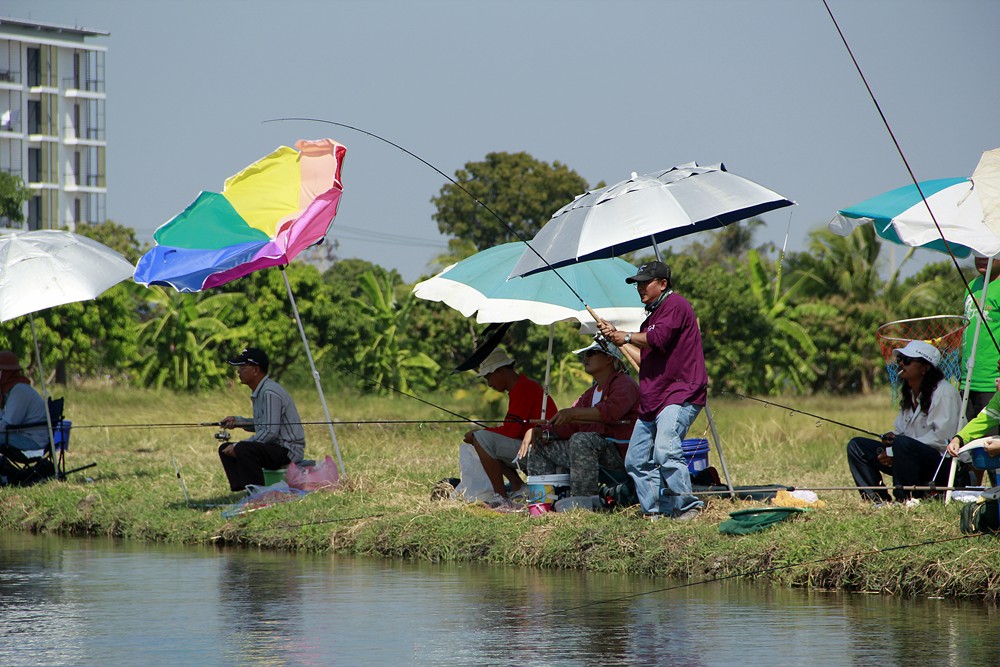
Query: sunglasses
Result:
<box><xmin>897</xmin><ymin>356</ymin><xmax>918</xmax><ymax>366</ymax></box>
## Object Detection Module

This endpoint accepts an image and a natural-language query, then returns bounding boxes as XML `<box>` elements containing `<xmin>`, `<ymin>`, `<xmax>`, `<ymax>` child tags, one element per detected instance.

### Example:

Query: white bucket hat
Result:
<box><xmin>477</xmin><ymin>348</ymin><xmax>516</xmax><ymax>377</ymax></box>
<box><xmin>893</xmin><ymin>340</ymin><xmax>942</xmax><ymax>369</ymax></box>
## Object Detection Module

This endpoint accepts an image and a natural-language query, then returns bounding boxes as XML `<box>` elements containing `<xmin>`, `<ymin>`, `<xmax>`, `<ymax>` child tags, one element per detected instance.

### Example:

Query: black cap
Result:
<box><xmin>227</xmin><ymin>347</ymin><xmax>269</xmax><ymax>373</ymax></box>
<box><xmin>625</xmin><ymin>261</ymin><xmax>671</xmax><ymax>284</ymax></box>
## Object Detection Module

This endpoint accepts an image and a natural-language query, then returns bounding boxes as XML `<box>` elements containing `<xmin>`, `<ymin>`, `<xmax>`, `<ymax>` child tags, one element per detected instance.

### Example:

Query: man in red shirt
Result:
<box><xmin>465</xmin><ymin>348</ymin><xmax>557</xmax><ymax>501</ymax></box>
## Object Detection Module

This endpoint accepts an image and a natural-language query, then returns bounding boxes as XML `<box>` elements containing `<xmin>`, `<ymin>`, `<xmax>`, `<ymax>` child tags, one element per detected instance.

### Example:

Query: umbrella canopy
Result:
<box><xmin>830</xmin><ymin>177</ymin><xmax>1000</xmax><ymax>257</ymax></box>
<box><xmin>509</xmin><ymin>162</ymin><xmax>795</xmax><ymax>278</ymax></box>
<box><xmin>0</xmin><ymin>230</ymin><xmax>134</xmax><ymax>322</ymax></box>
<box><xmin>413</xmin><ymin>243</ymin><xmax>646</xmax><ymax>333</ymax></box>
<box><xmin>975</xmin><ymin>147</ymin><xmax>1000</xmax><ymax>237</ymax></box>
<box><xmin>133</xmin><ymin>138</ymin><xmax>346</xmax><ymax>292</ymax></box>
<box><xmin>132</xmin><ymin>138</ymin><xmax>348</xmax><ymax>475</ymax></box>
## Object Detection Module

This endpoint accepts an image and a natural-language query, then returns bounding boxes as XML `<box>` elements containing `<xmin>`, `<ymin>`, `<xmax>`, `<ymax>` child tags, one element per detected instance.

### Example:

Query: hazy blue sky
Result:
<box><xmin>6</xmin><ymin>0</ymin><xmax>999</xmax><ymax>280</ymax></box>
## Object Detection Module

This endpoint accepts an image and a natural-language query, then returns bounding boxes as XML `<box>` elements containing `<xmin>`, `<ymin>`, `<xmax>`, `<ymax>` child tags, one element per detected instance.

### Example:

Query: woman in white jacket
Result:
<box><xmin>846</xmin><ymin>340</ymin><xmax>960</xmax><ymax>503</ymax></box>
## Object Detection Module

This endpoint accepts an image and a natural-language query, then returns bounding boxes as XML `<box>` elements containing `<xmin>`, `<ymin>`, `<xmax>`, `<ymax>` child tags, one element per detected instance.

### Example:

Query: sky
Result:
<box><xmin>5</xmin><ymin>0</ymin><xmax>1000</xmax><ymax>281</ymax></box>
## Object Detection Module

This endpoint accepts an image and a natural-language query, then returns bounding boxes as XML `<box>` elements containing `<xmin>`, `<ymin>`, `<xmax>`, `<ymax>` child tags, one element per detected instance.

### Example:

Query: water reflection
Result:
<box><xmin>1</xmin><ymin>531</ymin><xmax>998</xmax><ymax>666</ymax></box>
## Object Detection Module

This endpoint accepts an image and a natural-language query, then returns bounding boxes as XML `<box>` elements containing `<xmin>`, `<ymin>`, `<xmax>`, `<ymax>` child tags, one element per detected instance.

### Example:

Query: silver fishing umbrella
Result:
<box><xmin>509</xmin><ymin>162</ymin><xmax>794</xmax><ymax>278</ymax></box>
<box><xmin>0</xmin><ymin>230</ymin><xmax>135</xmax><ymax>465</ymax></box>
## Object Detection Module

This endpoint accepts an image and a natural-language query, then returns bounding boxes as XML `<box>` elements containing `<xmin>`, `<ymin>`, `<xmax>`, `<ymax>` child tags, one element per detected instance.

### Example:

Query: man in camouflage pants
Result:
<box><xmin>517</xmin><ymin>338</ymin><xmax>639</xmax><ymax>500</ymax></box>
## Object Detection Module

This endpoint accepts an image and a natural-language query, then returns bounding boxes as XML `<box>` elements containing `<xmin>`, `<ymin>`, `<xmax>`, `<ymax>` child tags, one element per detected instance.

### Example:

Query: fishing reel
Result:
<box><xmin>214</xmin><ymin>428</ymin><xmax>232</xmax><ymax>442</ymax></box>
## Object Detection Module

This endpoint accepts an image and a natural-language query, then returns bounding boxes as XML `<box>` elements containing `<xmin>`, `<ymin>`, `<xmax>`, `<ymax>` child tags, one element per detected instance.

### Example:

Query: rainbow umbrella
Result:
<box><xmin>134</xmin><ymin>138</ymin><xmax>347</xmax><ymax>473</ymax></box>
<box><xmin>134</xmin><ymin>139</ymin><xmax>346</xmax><ymax>291</ymax></box>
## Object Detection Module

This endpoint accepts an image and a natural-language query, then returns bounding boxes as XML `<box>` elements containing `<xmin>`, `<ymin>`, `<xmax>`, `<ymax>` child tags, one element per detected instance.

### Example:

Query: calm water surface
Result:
<box><xmin>0</xmin><ymin>531</ymin><xmax>997</xmax><ymax>666</ymax></box>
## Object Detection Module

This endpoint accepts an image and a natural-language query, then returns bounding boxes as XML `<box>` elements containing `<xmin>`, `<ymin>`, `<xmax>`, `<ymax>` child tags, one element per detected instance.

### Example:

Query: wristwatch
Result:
<box><xmin>623</xmin><ymin>332</ymin><xmax>632</xmax><ymax>345</ymax></box>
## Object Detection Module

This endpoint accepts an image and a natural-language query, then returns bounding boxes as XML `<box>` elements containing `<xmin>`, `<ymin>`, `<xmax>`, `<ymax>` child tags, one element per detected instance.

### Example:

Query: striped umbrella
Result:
<box><xmin>830</xmin><ymin>177</ymin><xmax>1000</xmax><ymax>257</ymax></box>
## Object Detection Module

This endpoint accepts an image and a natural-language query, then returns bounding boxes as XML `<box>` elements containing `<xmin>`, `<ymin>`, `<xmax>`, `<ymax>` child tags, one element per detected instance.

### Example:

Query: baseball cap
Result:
<box><xmin>625</xmin><ymin>261</ymin><xmax>671</xmax><ymax>284</ymax></box>
<box><xmin>227</xmin><ymin>347</ymin><xmax>270</xmax><ymax>373</ymax></box>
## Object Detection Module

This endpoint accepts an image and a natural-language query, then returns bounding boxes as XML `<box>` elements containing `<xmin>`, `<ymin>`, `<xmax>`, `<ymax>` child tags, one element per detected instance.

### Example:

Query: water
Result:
<box><xmin>1</xmin><ymin>531</ymin><xmax>997</xmax><ymax>666</ymax></box>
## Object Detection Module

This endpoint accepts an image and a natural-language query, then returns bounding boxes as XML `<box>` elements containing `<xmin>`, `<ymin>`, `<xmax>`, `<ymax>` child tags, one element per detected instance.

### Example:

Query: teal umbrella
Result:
<box><xmin>412</xmin><ymin>242</ymin><xmax>645</xmax><ymax>333</ymax></box>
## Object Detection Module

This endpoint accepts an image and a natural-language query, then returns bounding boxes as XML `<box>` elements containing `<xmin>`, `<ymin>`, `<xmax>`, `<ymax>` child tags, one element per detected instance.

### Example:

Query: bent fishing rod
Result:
<box><xmin>721</xmin><ymin>390</ymin><xmax>882</xmax><ymax>438</ymax></box>
<box><xmin>822</xmin><ymin>0</ymin><xmax>1000</xmax><ymax>356</ymax></box>
<box><xmin>263</xmin><ymin>117</ymin><xmax>617</xmax><ymax>338</ymax></box>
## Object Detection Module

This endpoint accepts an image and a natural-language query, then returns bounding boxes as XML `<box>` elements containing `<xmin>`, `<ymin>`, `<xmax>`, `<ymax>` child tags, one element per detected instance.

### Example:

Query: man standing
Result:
<box><xmin>219</xmin><ymin>347</ymin><xmax>306</xmax><ymax>492</ymax></box>
<box><xmin>465</xmin><ymin>347</ymin><xmax>556</xmax><ymax>503</ymax></box>
<box><xmin>518</xmin><ymin>338</ymin><xmax>638</xmax><ymax>508</ymax></box>
<box><xmin>599</xmin><ymin>261</ymin><xmax>707</xmax><ymax>520</ymax></box>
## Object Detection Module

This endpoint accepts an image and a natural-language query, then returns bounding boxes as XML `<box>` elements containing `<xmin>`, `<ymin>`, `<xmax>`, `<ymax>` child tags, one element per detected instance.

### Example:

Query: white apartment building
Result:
<box><xmin>0</xmin><ymin>17</ymin><xmax>108</xmax><ymax>230</ymax></box>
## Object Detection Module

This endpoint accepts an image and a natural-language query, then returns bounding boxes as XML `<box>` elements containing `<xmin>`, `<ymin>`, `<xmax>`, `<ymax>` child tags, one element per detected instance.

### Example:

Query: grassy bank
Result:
<box><xmin>2</xmin><ymin>384</ymin><xmax>999</xmax><ymax>601</ymax></box>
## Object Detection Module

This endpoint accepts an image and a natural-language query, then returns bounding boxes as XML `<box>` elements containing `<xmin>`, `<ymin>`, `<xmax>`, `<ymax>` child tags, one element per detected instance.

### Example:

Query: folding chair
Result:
<box><xmin>0</xmin><ymin>397</ymin><xmax>94</xmax><ymax>487</ymax></box>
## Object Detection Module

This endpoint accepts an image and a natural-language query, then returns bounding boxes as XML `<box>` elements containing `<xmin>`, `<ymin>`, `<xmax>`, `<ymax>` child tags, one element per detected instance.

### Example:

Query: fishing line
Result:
<box><xmin>263</xmin><ymin>117</ymin><xmax>598</xmax><ymax>313</ymax></box>
<box><xmin>821</xmin><ymin>0</ymin><xmax>1000</xmax><ymax>355</ymax></box>
<box><xmin>538</xmin><ymin>531</ymin><xmax>991</xmax><ymax>617</ymax></box>
<box><xmin>721</xmin><ymin>390</ymin><xmax>882</xmax><ymax>437</ymax></box>
<box><xmin>68</xmin><ymin>418</ymin><xmax>508</xmax><ymax>430</ymax></box>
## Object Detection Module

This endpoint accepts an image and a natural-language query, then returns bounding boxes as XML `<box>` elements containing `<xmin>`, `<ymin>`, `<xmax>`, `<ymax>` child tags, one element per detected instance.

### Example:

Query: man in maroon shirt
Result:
<box><xmin>517</xmin><ymin>338</ymin><xmax>639</xmax><ymax>504</ymax></box>
<box><xmin>465</xmin><ymin>348</ymin><xmax>557</xmax><ymax>501</ymax></box>
<box><xmin>599</xmin><ymin>261</ymin><xmax>707</xmax><ymax>520</ymax></box>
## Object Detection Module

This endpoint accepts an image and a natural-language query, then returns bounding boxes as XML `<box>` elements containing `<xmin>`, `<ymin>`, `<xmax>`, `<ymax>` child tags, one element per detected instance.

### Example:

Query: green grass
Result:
<box><xmin>3</xmin><ymin>384</ymin><xmax>999</xmax><ymax>601</ymax></box>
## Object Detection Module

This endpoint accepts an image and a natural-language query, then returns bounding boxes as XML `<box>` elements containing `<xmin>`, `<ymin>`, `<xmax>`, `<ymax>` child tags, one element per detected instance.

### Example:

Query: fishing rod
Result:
<box><xmin>685</xmin><ymin>484</ymin><xmax>977</xmax><ymax>496</ymax></box>
<box><xmin>263</xmin><ymin>117</ymin><xmax>601</xmax><ymax>316</ymax></box>
<box><xmin>721</xmin><ymin>390</ymin><xmax>882</xmax><ymax>438</ymax></box>
<box><xmin>537</xmin><ymin>531</ymin><xmax>990</xmax><ymax>618</ymax></box>
<box><xmin>68</xmin><ymin>418</ymin><xmax>512</xmax><ymax>430</ymax></box>
<box><xmin>821</xmin><ymin>0</ymin><xmax>999</xmax><ymax>355</ymax></box>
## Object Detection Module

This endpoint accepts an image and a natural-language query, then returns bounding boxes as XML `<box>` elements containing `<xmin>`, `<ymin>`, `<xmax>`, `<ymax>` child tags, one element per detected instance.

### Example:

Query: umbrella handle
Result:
<box><xmin>586</xmin><ymin>306</ymin><xmax>641</xmax><ymax>372</ymax></box>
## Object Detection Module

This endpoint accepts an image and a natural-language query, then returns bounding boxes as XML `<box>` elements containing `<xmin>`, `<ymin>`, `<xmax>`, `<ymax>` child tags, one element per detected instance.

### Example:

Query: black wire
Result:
<box><xmin>821</xmin><ymin>0</ymin><xmax>1000</xmax><ymax>356</ymax></box>
<box><xmin>69</xmin><ymin>419</ymin><xmax>507</xmax><ymax>430</ymax></box>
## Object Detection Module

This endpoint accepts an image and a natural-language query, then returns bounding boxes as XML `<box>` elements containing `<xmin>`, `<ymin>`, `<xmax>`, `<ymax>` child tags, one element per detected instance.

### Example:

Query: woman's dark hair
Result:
<box><xmin>899</xmin><ymin>360</ymin><xmax>945</xmax><ymax>414</ymax></box>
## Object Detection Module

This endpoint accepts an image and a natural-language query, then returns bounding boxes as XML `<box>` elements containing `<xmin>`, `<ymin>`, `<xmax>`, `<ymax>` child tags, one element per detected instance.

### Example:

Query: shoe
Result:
<box><xmin>904</xmin><ymin>498</ymin><xmax>921</xmax><ymax>508</ymax></box>
<box><xmin>674</xmin><ymin>508</ymin><xmax>701</xmax><ymax>521</ymax></box>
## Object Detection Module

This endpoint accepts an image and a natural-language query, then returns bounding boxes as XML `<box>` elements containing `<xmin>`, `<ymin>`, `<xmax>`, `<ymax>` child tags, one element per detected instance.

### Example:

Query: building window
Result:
<box><xmin>27</xmin><ymin>100</ymin><xmax>40</xmax><ymax>134</ymax></box>
<box><xmin>27</xmin><ymin>48</ymin><xmax>40</xmax><ymax>87</ymax></box>
<box><xmin>28</xmin><ymin>147</ymin><xmax>40</xmax><ymax>183</ymax></box>
<box><xmin>28</xmin><ymin>195</ymin><xmax>40</xmax><ymax>230</ymax></box>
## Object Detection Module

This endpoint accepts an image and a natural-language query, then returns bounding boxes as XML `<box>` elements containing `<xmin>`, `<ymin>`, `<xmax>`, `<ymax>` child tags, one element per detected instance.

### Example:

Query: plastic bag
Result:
<box><xmin>452</xmin><ymin>443</ymin><xmax>495</xmax><ymax>502</ymax></box>
<box><xmin>286</xmin><ymin>455</ymin><xmax>340</xmax><ymax>491</ymax></box>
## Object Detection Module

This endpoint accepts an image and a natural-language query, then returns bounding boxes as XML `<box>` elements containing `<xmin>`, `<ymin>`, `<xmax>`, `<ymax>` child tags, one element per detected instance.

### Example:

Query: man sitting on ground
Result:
<box><xmin>464</xmin><ymin>347</ymin><xmax>556</xmax><ymax>504</ymax></box>
<box><xmin>218</xmin><ymin>347</ymin><xmax>306</xmax><ymax>492</ymax></box>
<box><xmin>518</xmin><ymin>338</ymin><xmax>639</xmax><ymax>511</ymax></box>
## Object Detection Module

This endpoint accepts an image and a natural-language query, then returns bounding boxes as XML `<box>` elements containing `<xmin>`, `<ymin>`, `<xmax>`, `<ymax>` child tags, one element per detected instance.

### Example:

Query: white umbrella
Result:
<box><xmin>509</xmin><ymin>162</ymin><xmax>795</xmax><ymax>278</ymax></box>
<box><xmin>0</xmin><ymin>230</ymin><xmax>135</xmax><ymax>467</ymax></box>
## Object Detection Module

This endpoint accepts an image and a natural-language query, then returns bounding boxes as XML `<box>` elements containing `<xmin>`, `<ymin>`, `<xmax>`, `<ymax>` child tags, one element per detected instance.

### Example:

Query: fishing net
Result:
<box><xmin>876</xmin><ymin>315</ymin><xmax>969</xmax><ymax>401</ymax></box>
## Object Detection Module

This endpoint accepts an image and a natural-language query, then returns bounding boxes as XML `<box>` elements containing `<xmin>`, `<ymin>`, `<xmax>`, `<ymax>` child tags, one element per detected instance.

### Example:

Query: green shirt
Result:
<box><xmin>956</xmin><ymin>389</ymin><xmax>1000</xmax><ymax>444</ymax></box>
<box><xmin>961</xmin><ymin>275</ymin><xmax>1000</xmax><ymax>393</ymax></box>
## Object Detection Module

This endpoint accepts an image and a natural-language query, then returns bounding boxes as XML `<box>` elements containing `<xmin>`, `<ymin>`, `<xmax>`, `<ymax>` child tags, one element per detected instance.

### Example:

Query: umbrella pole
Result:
<box><xmin>704</xmin><ymin>402</ymin><xmax>735</xmax><ymax>499</ymax></box>
<box><xmin>28</xmin><ymin>313</ymin><xmax>58</xmax><ymax>478</ymax></box>
<box><xmin>948</xmin><ymin>258</ymin><xmax>995</xmax><ymax>504</ymax></box>
<box><xmin>281</xmin><ymin>269</ymin><xmax>345</xmax><ymax>476</ymax></box>
<box><xmin>541</xmin><ymin>323</ymin><xmax>554</xmax><ymax>417</ymax></box>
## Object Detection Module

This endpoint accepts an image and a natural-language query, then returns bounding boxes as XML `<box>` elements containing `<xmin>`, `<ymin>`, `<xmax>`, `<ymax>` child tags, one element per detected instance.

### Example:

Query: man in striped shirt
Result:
<box><xmin>219</xmin><ymin>347</ymin><xmax>306</xmax><ymax>491</ymax></box>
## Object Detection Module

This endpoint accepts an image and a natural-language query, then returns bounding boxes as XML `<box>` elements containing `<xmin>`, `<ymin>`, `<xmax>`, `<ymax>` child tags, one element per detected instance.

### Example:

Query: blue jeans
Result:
<box><xmin>625</xmin><ymin>402</ymin><xmax>703</xmax><ymax>516</ymax></box>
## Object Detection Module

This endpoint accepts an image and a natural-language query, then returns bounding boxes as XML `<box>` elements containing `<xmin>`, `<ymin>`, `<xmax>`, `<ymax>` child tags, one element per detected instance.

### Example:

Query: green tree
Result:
<box><xmin>73</xmin><ymin>219</ymin><xmax>144</xmax><ymax>264</ymax></box>
<box><xmin>0</xmin><ymin>171</ymin><xmax>29</xmax><ymax>223</ymax></box>
<box><xmin>351</xmin><ymin>269</ymin><xmax>440</xmax><ymax>393</ymax></box>
<box><xmin>431</xmin><ymin>151</ymin><xmax>591</xmax><ymax>251</ymax></box>
<box><xmin>134</xmin><ymin>287</ymin><xmax>247</xmax><ymax>391</ymax></box>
